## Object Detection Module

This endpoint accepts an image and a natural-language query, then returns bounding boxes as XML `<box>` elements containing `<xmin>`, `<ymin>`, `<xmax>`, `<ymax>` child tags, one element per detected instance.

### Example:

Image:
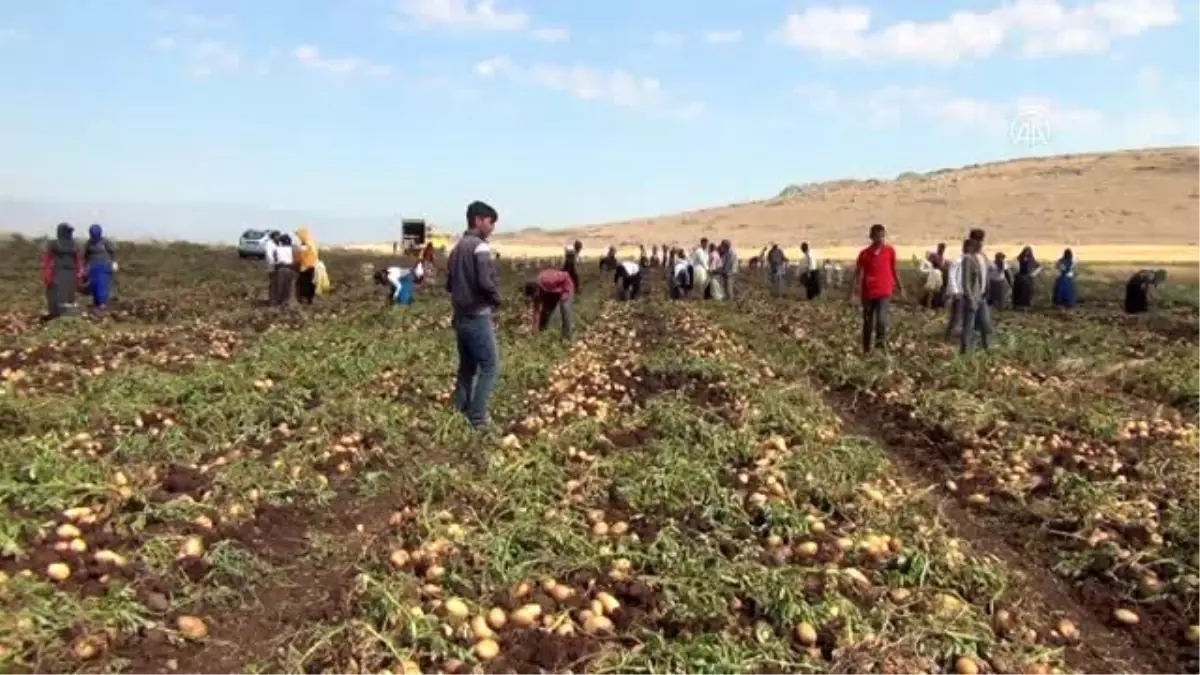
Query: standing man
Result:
<box><xmin>446</xmin><ymin>201</ymin><xmax>502</xmax><ymax>431</ymax></box>
<box><xmin>563</xmin><ymin>240</ymin><xmax>582</xmax><ymax>291</ymax></box>
<box><xmin>959</xmin><ymin>237</ymin><xmax>992</xmax><ymax>353</ymax></box>
<box><xmin>266</xmin><ymin>233</ymin><xmax>297</xmax><ymax>307</ymax></box>
<box><xmin>849</xmin><ymin>224</ymin><xmax>904</xmax><ymax>354</ymax></box>
<box><xmin>690</xmin><ymin>238</ymin><xmax>711</xmax><ymax>299</ymax></box>
<box><xmin>716</xmin><ymin>239</ymin><xmax>737</xmax><ymax>301</ymax></box>
<box><xmin>799</xmin><ymin>242</ymin><xmax>821</xmax><ymax>300</ymax></box>
<box><xmin>766</xmin><ymin>244</ymin><xmax>787</xmax><ymax>297</ymax></box>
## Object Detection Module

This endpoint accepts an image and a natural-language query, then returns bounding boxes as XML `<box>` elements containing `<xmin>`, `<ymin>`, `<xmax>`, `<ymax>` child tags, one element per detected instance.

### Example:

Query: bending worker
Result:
<box><xmin>524</xmin><ymin>267</ymin><xmax>575</xmax><ymax>340</ymax></box>
<box><xmin>376</xmin><ymin>261</ymin><xmax>426</xmax><ymax>307</ymax></box>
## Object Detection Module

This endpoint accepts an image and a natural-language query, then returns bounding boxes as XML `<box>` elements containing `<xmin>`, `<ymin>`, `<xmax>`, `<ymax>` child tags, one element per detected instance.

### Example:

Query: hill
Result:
<box><xmin>492</xmin><ymin>146</ymin><xmax>1200</xmax><ymax>260</ymax></box>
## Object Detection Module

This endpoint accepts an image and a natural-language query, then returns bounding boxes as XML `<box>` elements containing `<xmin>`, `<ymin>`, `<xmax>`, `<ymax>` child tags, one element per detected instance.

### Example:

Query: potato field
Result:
<box><xmin>0</xmin><ymin>239</ymin><xmax>1197</xmax><ymax>674</ymax></box>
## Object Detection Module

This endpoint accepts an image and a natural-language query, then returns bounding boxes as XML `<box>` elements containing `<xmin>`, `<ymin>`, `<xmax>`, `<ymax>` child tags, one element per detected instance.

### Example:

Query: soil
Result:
<box><xmin>485</xmin><ymin>630</ymin><xmax>601</xmax><ymax>674</ymax></box>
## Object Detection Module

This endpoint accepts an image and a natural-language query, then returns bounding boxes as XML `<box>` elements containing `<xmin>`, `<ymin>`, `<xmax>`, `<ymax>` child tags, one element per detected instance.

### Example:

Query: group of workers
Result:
<box><xmin>33</xmin><ymin>210</ymin><xmax>1175</xmax><ymax>437</ymax></box>
<box><xmin>917</xmin><ymin>243</ymin><xmax>1086</xmax><ymax>312</ymax></box>
<box><xmin>858</xmin><ymin>227</ymin><xmax>1171</xmax><ymax>355</ymax></box>
<box><xmin>593</xmin><ymin>239</ymin><xmax>741</xmax><ymax>302</ymax></box>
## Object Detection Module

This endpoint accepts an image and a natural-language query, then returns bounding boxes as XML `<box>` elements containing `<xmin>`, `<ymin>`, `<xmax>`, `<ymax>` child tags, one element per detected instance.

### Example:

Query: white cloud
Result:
<box><xmin>394</xmin><ymin>0</ymin><xmax>570</xmax><ymax>43</ymax></box>
<box><xmin>799</xmin><ymin>83</ymin><xmax>1105</xmax><ymax>140</ymax></box>
<box><xmin>474</xmin><ymin>55</ymin><xmax>512</xmax><ymax>76</ymax></box>
<box><xmin>778</xmin><ymin>0</ymin><xmax>1180</xmax><ymax>63</ymax></box>
<box><xmin>153</xmin><ymin>36</ymin><xmax>177</xmax><ymax>52</ymax></box>
<box><xmin>293</xmin><ymin>44</ymin><xmax>391</xmax><ymax>78</ymax></box>
<box><xmin>474</xmin><ymin>56</ymin><xmax>704</xmax><ymax>119</ymax></box>
<box><xmin>189</xmin><ymin>41</ymin><xmax>242</xmax><ymax>78</ymax></box>
<box><xmin>652</xmin><ymin>30</ymin><xmax>685</xmax><ymax>46</ymax></box>
<box><xmin>532</xmin><ymin>27</ymin><xmax>570</xmax><ymax>43</ymax></box>
<box><xmin>1137</xmin><ymin>65</ymin><xmax>1163</xmax><ymax>89</ymax></box>
<box><xmin>179</xmin><ymin>12</ymin><xmax>233</xmax><ymax>31</ymax></box>
<box><xmin>703</xmin><ymin>29</ymin><xmax>744</xmax><ymax>44</ymax></box>
<box><xmin>794</xmin><ymin>83</ymin><xmax>842</xmax><ymax>112</ymax></box>
<box><xmin>0</xmin><ymin>27</ymin><xmax>19</xmax><ymax>41</ymax></box>
<box><xmin>1117</xmin><ymin>109</ymin><xmax>1192</xmax><ymax>145</ymax></box>
<box><xmin>396</xmin><ymin>0</ymin><xmax>529</xmax><ymax>31</ymax></box>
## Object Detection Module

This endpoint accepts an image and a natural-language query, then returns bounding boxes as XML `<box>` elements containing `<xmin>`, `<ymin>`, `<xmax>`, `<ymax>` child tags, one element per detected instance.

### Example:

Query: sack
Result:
<box><xmin>923</xmin><ymin>269</ymin><xmax>943</xmax><ymax>292</ymax></box>
<box><xmin>315</xmin><ymin>262</ymin><xmax>331</xmax><ymax>295</ymax></box>
<box><xmin>710</xmin><ymin>276</ymin><xmax>726</xmax><ymax>300</ymax></box>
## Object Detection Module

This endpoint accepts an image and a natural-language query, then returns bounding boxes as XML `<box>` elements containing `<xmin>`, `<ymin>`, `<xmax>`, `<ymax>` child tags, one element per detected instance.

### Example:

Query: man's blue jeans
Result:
<box><xmin>453</xmin><ymin>314</ymin><xmax>500</xmax><ymax>428</ymax></box>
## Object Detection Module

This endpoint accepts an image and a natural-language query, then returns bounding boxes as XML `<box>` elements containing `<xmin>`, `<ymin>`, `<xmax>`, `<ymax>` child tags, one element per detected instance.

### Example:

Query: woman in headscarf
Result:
<box><xmin>82</xmin><ymin>224</ymin><xmax>118</xmax><ymax>309</ymax></box>
<box><xmin>1124</xmin><ymin>269</ymin><xmax>1167</xmax><ymax>314</ymax></box>
<box><xmin>599</xmin><ymin>246</ymin><xmax>618</xmax><ymax>272</ymax></box>
<box><xmin>928</xmin><ymin>242</ymin><xmax>948</xmax><ymax>308</ymax></box>
<box><xmin>1052</xmin><ymin>248</ymin><xmax>1078</xmax><ymax>308</ymax></box>
<box><xmin>987</xmin><ymin>252</ymin><xmax>1012</xmax><ymax>309</ymax></box>
<box><xmin>295</xmin><ymin>226</ymin><xmax>319</xmax><ymax>305</ymax></box>
<box><xmin>43</xmin><ymin>223</ymin><xmax>82</xmax><ymax>319</ymax></box>
<box><xmin>1012</xmin><ymin>246</ymin><xmax>1039</xmax><ymax>309</ymax></box>
<box><xmin>421</xmin><ymin>241</ymin><xmax>437</xmax><ymax>278</ymax></box>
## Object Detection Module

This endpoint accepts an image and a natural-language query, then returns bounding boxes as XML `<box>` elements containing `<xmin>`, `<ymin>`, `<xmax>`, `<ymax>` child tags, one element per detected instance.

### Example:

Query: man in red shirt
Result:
<box><xmin>849</xmin><ymin>223</ymin><xmax>904</xmax><ymax>354</ymax></box>
<box><xmin>524</xmin><ymin>268</ymin><xmax>575</xmax><ymax>340</ymax></box>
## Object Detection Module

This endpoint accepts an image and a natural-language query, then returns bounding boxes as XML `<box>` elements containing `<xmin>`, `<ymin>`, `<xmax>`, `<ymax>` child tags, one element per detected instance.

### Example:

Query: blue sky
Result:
<box><xmin>0</xmin><ymin>0</ymin><xmax>1196</xmax><ymax>241</ymax></box>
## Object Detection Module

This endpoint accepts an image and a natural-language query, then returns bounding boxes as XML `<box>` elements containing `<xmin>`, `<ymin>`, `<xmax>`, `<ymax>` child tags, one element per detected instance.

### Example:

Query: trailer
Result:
<box><xmin>398</xmin><ymin>218</ymin><xmax>452</xmax><ymax>255</ymax></box>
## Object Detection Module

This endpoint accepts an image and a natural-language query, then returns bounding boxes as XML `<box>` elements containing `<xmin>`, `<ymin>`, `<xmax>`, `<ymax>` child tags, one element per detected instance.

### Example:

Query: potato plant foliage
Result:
<box><xmin>0</xmin><ymin>239</ymin><xmax>1196</xmax><ymax>674</ymax></box>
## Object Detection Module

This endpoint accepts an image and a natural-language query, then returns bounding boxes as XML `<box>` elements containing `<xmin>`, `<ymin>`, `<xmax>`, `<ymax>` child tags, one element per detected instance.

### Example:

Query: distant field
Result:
<box><xmin>340</xmin><ymin>242</ymin><xmax>1200</xmax><ymax>266</ymax></box>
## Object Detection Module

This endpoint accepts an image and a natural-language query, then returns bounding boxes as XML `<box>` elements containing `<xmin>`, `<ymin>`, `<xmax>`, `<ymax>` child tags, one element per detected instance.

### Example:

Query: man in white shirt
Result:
<box><xmin>943</xmin><ymin>239</ymin><xmax>967</xmax><ymax>338</ymax></box>
<box><xmin>690</xmin><ymin>238</ymin><xmax>710</xmax><ymax>270</ymax></box>
<box><xmin>799</xmin><ymin>242</ymin><xmax>822</xmax><ymax>300</ymax></box>
<box><xmin>614</xmin><ymin>260</ymin><xmax>642</xmax><ymax>301</ymax></box>
<box><xmin>690</xmin><ymin>238</ymin><xmax>712</xmax><ymax>298</ymax></box>
<box><xmin>264</xmin><ymin>232</ymin><xmax>297</xmax><ymax>307</ymax></box>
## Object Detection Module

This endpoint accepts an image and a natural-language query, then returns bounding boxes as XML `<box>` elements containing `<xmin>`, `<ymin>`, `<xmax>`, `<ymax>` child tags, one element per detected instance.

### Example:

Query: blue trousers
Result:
<box><xmin>394</xmin><ymin>275</ymin><xmax>415</xmax><ymax>305</ymax></box>
<box><xmin>453</xmin><ymin>314</ymin><xmax>500</xmax><ymax>428</ymax></box>
<box><xmin>88</xmin><ymin>261</ymin><xmax>113</xmax><ymax>307</ymax></box>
